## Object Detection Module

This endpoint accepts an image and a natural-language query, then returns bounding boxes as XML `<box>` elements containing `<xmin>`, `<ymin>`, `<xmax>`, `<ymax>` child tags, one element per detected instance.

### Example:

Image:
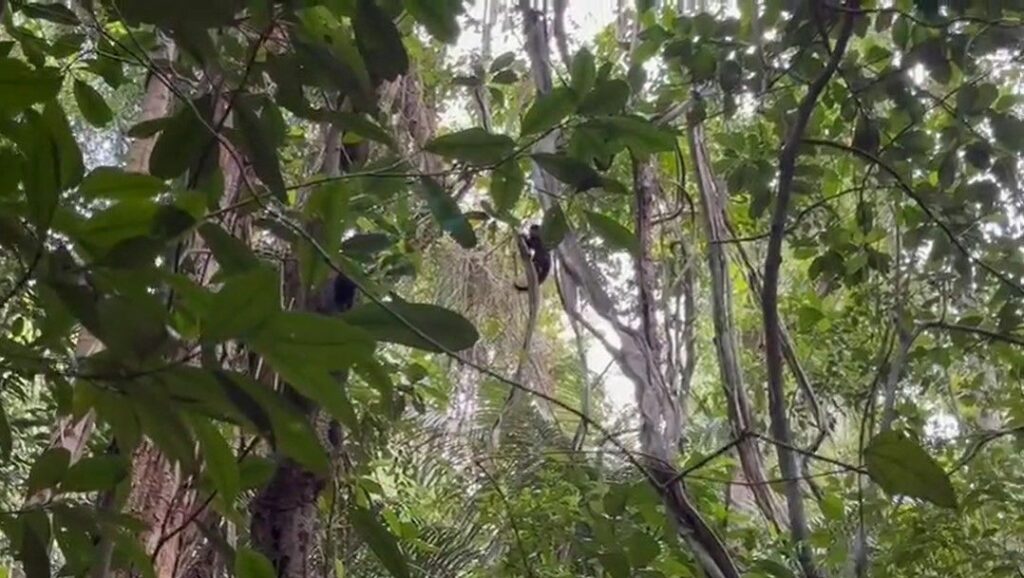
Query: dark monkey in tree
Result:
<box><xmin>515</xmin><ymin>224</ymin><xmax>551</xmax><ymax>292</ymax></box>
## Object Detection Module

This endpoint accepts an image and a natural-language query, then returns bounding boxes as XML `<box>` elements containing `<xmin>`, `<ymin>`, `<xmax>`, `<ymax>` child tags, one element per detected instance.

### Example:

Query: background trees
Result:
<box><xmin>1</xmin><ymin>0</ymin><xmax>1023</xmax><ymax>577</ymax></box>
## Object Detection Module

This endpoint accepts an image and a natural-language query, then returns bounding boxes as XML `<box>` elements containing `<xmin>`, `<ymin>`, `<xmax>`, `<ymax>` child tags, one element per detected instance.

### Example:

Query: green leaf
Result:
<box><xmin>343</xmin><ymin>301</ymin><xmax>479</xmax><ymax>353</ymax></box>
<box><xmin>354</xmin><ymin>0</ymin><xmax>409</xmax><ymax>82</ymax></box>
<box><xmin>991</xmin><ymin>113</ymin><xmax>1024</xmax><ymax>152</ymax></box>
<box><xmin>235</xmin><ymin>547</ymin><xmax>276</xmax><ymax>578</ymax></box>
<box><xmin>531</xmin><ymin>153</ymin><xmax>602</xmax><ymax>191</ymax></box>
<box><xmin>521</xmin><ymin>86</ymin><xmax>576</xmax><ymax>136</ymax></box>
<box><xmin>585</xmin><ymin>211</ymin><xmax>639</xmax><ymax>256</ymax></box>
<box><xmin>0</xmin><ymin>58</ymin><xmax>61</xmax><ymax>111</ymax></box>
<box><xmin>79</xmin><ymin>167</ymin><xmax>165</xmax><ymax>200</ymax></box>
<box><xmin>403</xmin><ymin>0</ymin><xmax>461</xmax><ymax>43</ymax></box>
<box><xmin>578</xmin><ymin>79</ymin><xmax>631</xmax><ymax>116</ymax></box>
<box><xmin>424</xmin><ymin>128</ymin><xmax>515</xmax><ymax>166</ymax></box>
<box><xmin>111</xmin><ymin>0</ymin><xmax>240</xmax><ymax>28</ymax></box>
<box><xmin>198</xmin><ymin>223</ymin><xmax>263</xmax><ymax>275</ymax></box>
<box><xmin>235</xmin><ymin>96</ymin><xmax>286</xmax><ymax>201</ymax></box>
<box><xmin>202</xmin><ymin>267</ymin><xmax>280</xmax><ymax>343</ymax></box>
<box><xmin>489</xmin><ymin>51</ymin><xmax>515</xmax><ymax>72</ymax></box>
<box><xmin>149</xmin><ymin>96</ymin><xmax>214</xmax><ymax>180</ymax></box>
<box><xmin>342</xmin><ymin>233</ymin><xmax>393</xmax><ymax>257</ymax></box>
<box><xmin>20</xmin><ymin>112</ymin><xmax>61</xmax><ymax>231</ymax></box>
<box><xmin>27</xmin><ymin>447</ymin><xmax>70</xmax><ymax>494</ymax></box>
<box><xmin>60</xmin><ymin>455</ymin><xmax>129</xmax><ymax>493</ymax></box>
<box><xmin>326</xmin><ymin>112</ymin><xmax>395</xmax><ymax>148</ymax></box>
<box><xmin>351</xmin><ymin>505</ymin><xmax>410</xmax><ymax>578</ymax></box>
<box><xmin>18</xmin><ymin>511</ymin><xmax>50</xmax><ymax>578</ymax></box>
<box><xmin>571</xmin><ymin>47</ymin><xmax>596</xmax><ymax>94</ymax></box>
<box><xmin>21</xmin><ymin>2</ymin><xmax>81</xmax><ymax>25</ymax></box>
<box><xmin>490</xmin><ymin>159</ymin><xmax>524</xmax><ymax>215</ymax></box>
<box><xmin>589</xmin><ymin>115</ymin><xmax>678</xmax><ymax>155</ymax></box>
<box><xmin>540</xmin><ymin>205</ymin><xmax>569</xmax><ymax>249</ymax></box>
<box><xmin>95</xmin><ymin>293</ymin><xmax>169</xmax><ymax>361</ymax></box>
<box><xmin>72</xmin><ymin>79</ymin><xmax>113</xmax><ymax>127</ymax></box>
<box><xmin>192</xmin><ymin>417</ymin><xmax>240</xmax><ymax>503</ymax></box>
<box><xmin>220</xmin><ymin>372</ymin><xmax>328</xmax><ymax>474</ymax></box>
<box><xmin>599</xmin><ymin>552</ymin><xmax>630</xmax><ymax>578</ymax></box>
<box><xmin>251</xmin><ymin>311</ymin><xmax>375</xmax><ymax>371</ymax></box>
<box><xmin>864</xmin><ymin>430</ymin><xmax>958</xmax><ymax>508</ymax></box>
<box><xmin>416</xmin><ymin>177</ymin><xmax>477</xmax><ymax>248</ymax></box>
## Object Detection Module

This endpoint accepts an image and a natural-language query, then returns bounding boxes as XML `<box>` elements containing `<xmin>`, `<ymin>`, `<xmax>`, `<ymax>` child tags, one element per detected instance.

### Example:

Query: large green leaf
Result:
<box><xmin>149</xmin><ymin>96</ymin><xmax>214</xmax><ymax>180</ymax></box>
<box><xmin>424</xmin><ymin>128</ymin><xmax>515</xmax><ymax>166</ymax></box>
<box><xmin>416</xmin><ymin>177</ymin><xmax>477</xmax><ymax>248</ymax></box>
<box><xmin>489</xmin><ymin>159</ymin><xmax>524</xmax><ymax>215</ymax></box>
<box><xmin>79</xmin><ymin>167</ymin><xmax>165</xmax><ymax>200</ymax></box>
<box><xmin>235</xmin><ymin>548</ymin><xmax>276</xmax><ymax>578</ymax></box>
<box><xmin>585</xmin><ymin>211</ymin><xmax>639</xmax><ymax>256</ymax></box>
<box><xmin>95</xmin><ymin>293</ymin><xmax>170</xmax><ymax>361</ymax></box>
<box><xmin>588</xmin><ymin>115</ymin><xmax>678</xmax><ymax>155</ymax></box>
<box><xmin>217</xmin><ymin>372</ymin><xmax>328</xmax><ymax>474</ymax></box>
<box><xmin>351</xmin><ymin>505</ymin><xmax>410</xmax><ymax>578</ymax></box>
<box><xmin>864</xmin><ymin>430</ymin><xmax>957</xmax><ymax>508</ymax></box>
<box><xmin>20</xmin><ymin>2</ymin><xmax>81</xmax><ymax>25</ymax></box>
<box><xmin>250</xmin><ymin>311</ymin><xmax>375</xmax><ymax>371</ymax></box>
<box><xmin>192</xmin><ymin>417</ymin><xmax>240</xmax><ymax>503</ymax></box>
<box><xmin>540</xmin><ymin>205</ymin><xmax>569</xmax><ymax>248</ymax></box>
<box><xmin>578</xmin><ymin>79</ymin><xmax>630</xmax><ymax>116</ymax></box>
<box><xmin>343</xmin><ymin>301</ymin><xmax>480</xmax><ymax>352</ymax></box>
<box><xmin>521</xmin><ymin>86</ymin><xmax>576</xmax><ymax>136</ymax></box>
<box><xmin>198</xmin><ymin>223</ymin><xmax>263</xmax><ymax>275</ymax></box>
<box><xmin>27</xmin><ymin>447</ymin><xmax>70</xmax><ymax>494</ymax></box>
<box><xmin>324</xmin><ymin>111</ymin><xmax>395</xmax><ymax>148</ymax></box>
<box><xmin>571</xmin><ymin>47</ymin><xmax>596</xmax><ymax>94</ymax></box>
<box><xmin>202</xmin><ymin>267</ymin><xmax>280</xmax><ymax>343</ymax></box>
<box><xmin>60</xmin><ymin>455</ymin><xmax>129</xmax><ymax>493</ymax></box>
<box><xmin>403</xmin><ymin>0</ymin><xmax>462</xmax><ymax>43</ymax></box>
<box><xmin>20</xmin><ymin>112</ymin><xmax>61</xmax><ymax>231</ymax></box>
<box><xmin>0</xmin><ymin>58</ymin><xmax>61</xmax><ymax>111</ymax></box>
<box><xmin>532</xmin><ymin>153</ymin><xmax>602</xmax><ymax>191</ymax></box>
<box><xmin>354</xmin><ymin>0</ymin><xmax>409</xmax><ymax>82</ymax></box>
<box><xmin>18</xmin><ymin>511</ymin><xmax>51</xmax><ymax>578</ymax></box>
<box><xmin>73</xmin><ymin>79</ymin><xmax>113</xmax><ymax>128</ymax></box>
<box><xmin>235</xmin><ymin>96</ymin><xmax>286</xmax><ymax>201</ymax></box>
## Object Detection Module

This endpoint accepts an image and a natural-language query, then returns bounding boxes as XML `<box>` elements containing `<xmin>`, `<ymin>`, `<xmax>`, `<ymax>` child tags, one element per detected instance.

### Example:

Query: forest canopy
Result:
<box><xmin>0</xmin><ymin>0</ymin><xmax>1023</xmax><ymax>577</ymax></box>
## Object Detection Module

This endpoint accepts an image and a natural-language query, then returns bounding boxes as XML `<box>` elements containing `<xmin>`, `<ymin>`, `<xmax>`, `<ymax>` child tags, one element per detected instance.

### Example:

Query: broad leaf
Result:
<box><xmin>73</xmin><ymin>79</ymin><xmax>113</xmax><ymax>127</ymax></box>
<box><xmin>149</xmin><ymin>96</ymin><xmax>214</xmax><ymax>180</ymax></box>
<box><xmin>354</xmin><ymin>0</ymin><xmax>409</xmax><ymax>82</ymax></box>
<box><xmin>540</xmin><ymin>205</ymin><xmax>569</xmax><ymax>248</ymax></box>
<box><xmin>532</xmin><ymin>153</ymin><xmax>602</xmax><ymax>191</ymax></box>
<box><xmin>27</xmin><ymin>447</ymin><xmax>70</xmax><ymax>494</ymax></box>
<box><xmin>18</xmin><ymin>511</ymin><xmax>50</xmax><ymax>578</ymax></box>
<box><xmin>250</xmin><ymin>312</ymin><xmax>375</xmax><ymax>371</ymax></box>
<box><xmin>585</xmin><ymin>211</ymin><xmax>639</xmax><ymax>256</ymax></box>
<box><xmin>416</xmin><ymin>177</ymin><xmax>477</xmax><ymax>248</ymax></box>
<box><xmin>0</xmin><ymin>404</ymin><xmax>11</xmax><ymax>459</ymax></box>
<box><xmin>578</xmin><ymin>79</ymin><xmax>630</xmax><ymax>116</ymax></box>
<box><xmin>864</xmin><ymin>430</ymin><xmax>957</xmax><ymax>508</ymax></box>
<box><xmin>351</xmin><ymin>505</ymin><xmax>410</xmax><ymax>578</ymax></box>
<box><xmin>235</xmin><ymin>96</ymin><xmax>286</xmax><ymax>201</ymax></box>
<box><xmin>326</xmin><ymin>111</ymin><xmax>395</xmax><ymax>148</ymax></box>
<box><xmin>79</xmin><ymin>167</ymin><xmax>165</xmax><ymax>200</ymax></box>
<box><xmin>490</xmin><ymin>159</ymin><xmax>524</xmax><ymax>215</ymax></box>
<box><xmin>198</xmin><ymin>223</ymin><xmax>263</xmax><ymax>275</ymax></box>
<box><xmin>0</xmin><ymin>58</ymin><xmax>61</xmax><ymax>111</ymax></box>
<box><xmin>343</xmin><ymin>301</ymin><xmax>480</xmax><ymax>353</ymax></box>
<box><xmin>403</xmin><ymin>0</ymin><xmax>462</xmax><ymax>43</ymax></box>
<box><xmin>192</xmin><ymin>417</ymin><xmax>240</xmax><ymax>503</ymax></box>
<box><xmin>571</xmin><ymin>47</ymin><xmax>596</xmax><ymax>94</ymax></box>
<box><xmin>202</xmin><ymin>267</ymin><xmax>280</xmax><ymax>343</ymax></box>
<box><xmin>235</xmin><ymin>548</ymin><xmax>276</xmax><ymax>578</ymax></box>
<box><xmin>60</xmin><ymin>455</ymin><xmax>129</xmax><ymax>493</ymax></box>
<box><xmin>521</xmin><ymin>86</ymin><xmax>576</xmax><ymax>136</ymax></box>
<box><xmin>425</xmin><ymin>128</ymin><xmax>515</xmax><ymax>166</ymax></box>
<box><xmin>589</xmin><ymin>115</ymin><xmax>678</xmax><ymax>155</ymax></box>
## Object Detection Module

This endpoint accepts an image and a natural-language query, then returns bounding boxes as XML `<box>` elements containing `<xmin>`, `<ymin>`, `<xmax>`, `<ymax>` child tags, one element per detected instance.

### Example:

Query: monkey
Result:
<box><xmin>514</xmin><ymin>224</ymin><xmax>551</xmax><ymax>292</ymax></box>
<box><xmin>314</xmin><ymin>271</ymin><xmax>358</xmax><ymax>315</ymax></box>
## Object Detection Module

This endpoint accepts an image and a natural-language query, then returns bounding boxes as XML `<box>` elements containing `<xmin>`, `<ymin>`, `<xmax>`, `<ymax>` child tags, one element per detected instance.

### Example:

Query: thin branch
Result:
<box><xmin>763</xmin><ymin>3</ymin><xmax>859</xmax><ymax>576</ymax></box>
